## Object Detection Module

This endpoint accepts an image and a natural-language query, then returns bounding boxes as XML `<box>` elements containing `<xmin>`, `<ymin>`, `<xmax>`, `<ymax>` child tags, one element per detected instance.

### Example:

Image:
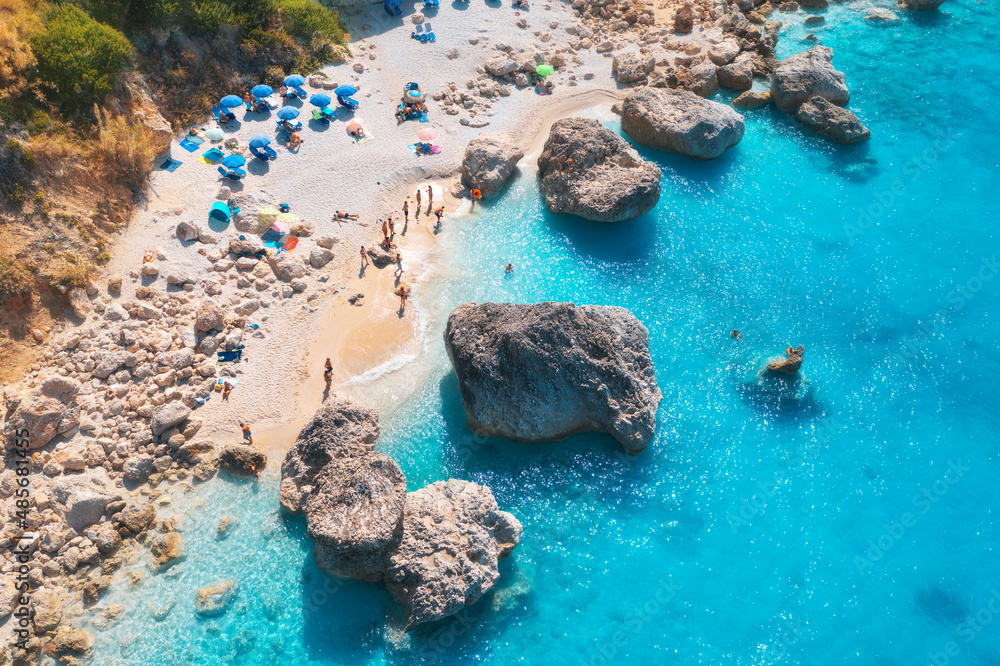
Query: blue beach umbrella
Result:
<box><xmin>220</xmin><ymin>95</ymin><xmax>243</xmax><ymax>108</ymax></box>
<box><xmin>309</xmin><ymin>94</ymin><xmax>332</xmax><ymax>107</ymax></box>
<box><xmin>249</xmin><ymin>134</ymin><xmax>271</xmax><ymax>149</ymax></box>
<box><xmin>251</xmin><ymin>84</ymin><xmax>273</xmax><ymax>98</ymax></box>
<box><xmin>284</xmin><ymin>74</ymin><xmax>305</xmax><ymax>87</ymax></box>
<box><xmin>334</xmin><ymin>85</ymin><xmax>357</xmax><ymax>97</ymax></box>
<box><xmin>221</xmin><ymin>154</ymin><xmax>246</xmax><ymax>168</ymax></box>
<box><xmin>276</xmin><ymin>106</ymin><xmax>300</xmax><ymax>120</ymax></box>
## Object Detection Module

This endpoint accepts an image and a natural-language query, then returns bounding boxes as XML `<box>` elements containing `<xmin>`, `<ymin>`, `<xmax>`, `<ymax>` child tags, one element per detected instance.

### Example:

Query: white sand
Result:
<box><xmin>100</xmin><ymin>0</ymin><xmax>646</xmax><ymax>452</ymax></box>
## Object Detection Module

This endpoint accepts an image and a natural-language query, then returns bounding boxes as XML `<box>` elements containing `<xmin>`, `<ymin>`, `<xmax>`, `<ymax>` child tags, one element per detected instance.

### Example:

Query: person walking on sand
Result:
<box><xmin>415</xmin><ymin>188</ymin><xmax>421</xmax><ymax>211</ymax></box>
<box><xmin>427</xmin><ymin>186</ymin><xmax>433</xmax><ymax>210</ymax></box>
<box><xmin>360</xmin><ymin>246</ymin><xmax>369</xmax><ymax>268</ymax></box>
<box><xmin>403</xmin><ymin>200</ymin><xmax>409</xmax><ymax>224</ymax></box>
<box><xmin>241</xmin><ymin>423</ymin><xmax>253</xmax><ymax>445</ymax></box>
<box><xmin>222</xmin><ymin>381</ymin><xmax>232</xmax><ymax>402</ymax></box>
<box><xmin>324</xmin><ymin>358</ymin><xmax>333</xmax><ymax>389</ymax></box>
<box><xmin>394</xmin><ymin>253</ymin><xmax>403</xmax><ymax>278</ymax></box>
<box><xmin>381</xmin><ymin>219</ymin><xmax>389</xmax><ymax>242</ymax></box>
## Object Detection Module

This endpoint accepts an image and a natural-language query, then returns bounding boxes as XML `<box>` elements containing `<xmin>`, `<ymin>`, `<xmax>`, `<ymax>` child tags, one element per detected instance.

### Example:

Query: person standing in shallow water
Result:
<box><xmin>241</xmin><ymin>423</ymin><xmax>253</xmax><ymax>445</ymax></box>
<box><xmin>388</xmin><ymin>216</ymin><xmax>395</xmax><ymax>239</ymax></box>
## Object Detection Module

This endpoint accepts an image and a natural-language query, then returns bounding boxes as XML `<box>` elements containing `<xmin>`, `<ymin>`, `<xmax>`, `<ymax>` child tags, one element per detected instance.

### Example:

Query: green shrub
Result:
<box><xmin>279</xmin><ymin>0</ymin><xmax>345</xmax><ymax>44</ymax></box>
<box><xmin>29</xmin><ymin>5</ymin><xmax>134</xmax><ymax>114</ymax></box>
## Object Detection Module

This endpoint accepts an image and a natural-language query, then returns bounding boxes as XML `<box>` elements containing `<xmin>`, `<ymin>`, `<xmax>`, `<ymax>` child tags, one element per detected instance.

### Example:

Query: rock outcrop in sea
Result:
<box><xmin>621</xmin><ymin>88</ymin><xmax>745</xmax><ymax>160</ymax></box>
<box><xmin>771</xmin><ymin>46</ymin><xmax>849</xmax><ymax>114</ymax></box>
<box><xmin>771</xmin><ymin>46</ymin><xmax>869</xmax><ymax>143</ymax></box>
<box><xmin>767</xmin><ymin>345</ymin><xmax>805</xmax><ymax>375</ymax></box>
<box><xmin>537</xmin><ymin>118</ymin><xmax>661</xmax><ymax>222</ymax></box>
<box><xmin>461</xmin><ymin>132</ymin><xmax>524</xmax><ymax>199</ymax></box>
<box><xmin>280</xmin><ymin>396</ymin><xmax>521</xmax><ymax>627</ymax></box>
<box><xmin>796</xmin><ymin>96</ymin><xmax>871</xmax><ymax>144</ymax></box>
<box><xmin>443</xmin><ymin>302</ymin><xmax>662</xmax><ymax>454</ymax></box>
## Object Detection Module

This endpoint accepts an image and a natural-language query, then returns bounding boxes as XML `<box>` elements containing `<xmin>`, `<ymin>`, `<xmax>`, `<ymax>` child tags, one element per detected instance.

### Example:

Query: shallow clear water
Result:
<box><xmin>91</xmin><ymin>3</ymin><xmax>1000</xmax><ymax>664</ymax></box>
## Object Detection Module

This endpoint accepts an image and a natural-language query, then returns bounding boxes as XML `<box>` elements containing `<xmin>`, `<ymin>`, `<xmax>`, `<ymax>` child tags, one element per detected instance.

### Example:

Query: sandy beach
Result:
<box><xmin>95</xmin><ymin>0</ymin><xmax>647</xmax><ymax>457</ymax></box>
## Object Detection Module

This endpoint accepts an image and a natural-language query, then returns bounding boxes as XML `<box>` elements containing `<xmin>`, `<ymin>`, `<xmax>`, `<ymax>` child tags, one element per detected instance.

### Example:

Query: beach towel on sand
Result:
<box><xmin>160</xmin><ymin>158</ymin><xmax>182</xmax><ymax>171</ymax></box>
<box><xmin>407</xmin><ymin>144</ymin><xmax>441</xmax><ymax>155</ymax></box>
<box><xmin>179</xmin><ymin>138</ymin><xmax>202</xmax><ymax>152</ymax></box>
<box><xmin>199</xmin><ymin>148</ymin><xmax>225</xmax><ymax>164</ymax></box>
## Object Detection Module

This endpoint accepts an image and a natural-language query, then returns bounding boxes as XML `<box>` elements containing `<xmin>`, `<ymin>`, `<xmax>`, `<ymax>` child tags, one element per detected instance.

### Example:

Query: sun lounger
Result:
<box><xmin>217</xmin><ymin>166</ymin><xmax>244</xmax><ymax>180</ymax></box>
<box><xmin>311</xmin><ymin>109</ymin><xmax>331</xmax><ymax>125</ymax></box>
<box><xmin>337</xmin><ymin>96</ymin><xmax>359</xmax><ymax>111</ymax></box>
<box><xmin>263</xmin><ymin>146</ymin><xmax>277</xmax><ymax>159</ymax></box>
<box><xmin>292</xmin><ymin>85</ymin><xmax>307</xmax><ymax>98</ymax></box>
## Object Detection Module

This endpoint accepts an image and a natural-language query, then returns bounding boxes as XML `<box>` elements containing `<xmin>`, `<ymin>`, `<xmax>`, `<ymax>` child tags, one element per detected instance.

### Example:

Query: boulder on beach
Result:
<box><xmin>767</xmin><ymin>344</ymin><xmax>805</xmax><ymax>375</ymax></box>
<box><xmin>537</xmin><ymin>118</ymin><xmax>661</xmax><ymax>222</ymax></box>
<box><xmin>150</xmin><ymin>402</ymin><xmax>191</xmax><ymax>436</ymax></box>
<box><xmin>4</xmin><ymin>376</ymin><xmax>81</xmax><ymax>450</ymax></box>
<box><xmin>366</xmin><ymin>242</ymin><xmax>397</xmax><ymax>266</ymax></box>
<box><xmin>51</xmin><ymin>467</ymin><xmax>122</xmax><ymax>532</ymax></box>
<box><xmin>443</xmin><ymin>302</ymin><xmax>662</xmax><ymax>454</ymax></box>
<box><xmin>612</xmin><ymin>51</ymin><xmax>656</xmax><ymax>84</ymax></box>
<box><xmin>280</xmin><ymin>395</ymin><xmax>407</xmax><ymax>582</ymax></box>
<box><xmin>386</xmin><ymin>480</ymin><xmax>522</xmax><ymax>628</ymax></box>
<box><xmin>621</xmin><ymin>88</ymin><xmax>745</xmax><ymax>160</ymax></box>
<box><xmin>770</xmin><ymin>45</ymin><xmax>850</xmax><ymax>113</ymax></box>
<box><xmin>796</xmin><ymin>96</ymin><xmax>870</xmax><ymax>144</ymax></box>
<box><xmin>461</xmin><ymin>132</ymin><xmax>524</xmax><ymax>199</ymax></box>
<box><xmin>219</xmin><ymin>443</ymin><xmax>266</xmax><ymax>476</ymax></box>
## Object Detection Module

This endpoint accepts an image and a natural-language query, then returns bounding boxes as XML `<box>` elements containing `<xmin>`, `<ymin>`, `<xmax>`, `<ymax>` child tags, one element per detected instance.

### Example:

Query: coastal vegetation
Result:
<box><xmin>0</xmin><ymin>0</ymin><xmax>346</xmax><ymax>378</ymax></box>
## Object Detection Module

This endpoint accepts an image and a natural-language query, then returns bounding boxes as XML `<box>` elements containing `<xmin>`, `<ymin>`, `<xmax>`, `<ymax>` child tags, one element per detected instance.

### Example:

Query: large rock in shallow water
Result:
<box><xmin>796</xmin><ymin>95</ymin><xmax>870</xmax><ymax>144</ymax></box>
<box><xmin>621</xmin><ymin>88</ymin><xmax>745</xmax><ymax>160</ymax></box>
<box><xmin>443</xmin><ymin>302</ymin><xmax>662</xmax><ymax>453</ymax></box>
<box><xmin>461</xmin><ymin>132</ymin><xmax>524</xmax><ymax>199</ymax></box>
<box><xmin>537</xmin><ymin>118</ymin><xmax>661</xmax><ymax>222</ymax></box>
<box><xmin>386</xmin><ymin>480</ymin><xmax>522</xmax><ymax>628</ymax></box>
<box><xmin>281</xmin><ymin>396</ymin><xmax>522</xmax><ymax>627</ymax></box>
<box><xmin>770</xmin><ymin>45</ymin><xmax>850</xmax><ymax>113</ymax></box>
<box><xmin>902</xmin><ymin>0</ymin><xmax>945</xmax><ymax>8</ymax></box>
<box><xmin>280</xmin><ymin>396</ymin><xmax>407</xmax><ymax>582</ymax></box>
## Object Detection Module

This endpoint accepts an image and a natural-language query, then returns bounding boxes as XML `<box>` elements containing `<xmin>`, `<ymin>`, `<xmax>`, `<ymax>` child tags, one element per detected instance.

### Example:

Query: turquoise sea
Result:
<box><xmin>91</xmin><ymin>2</ymin><xmax>1000</xmax><ymax>664</ymax></box>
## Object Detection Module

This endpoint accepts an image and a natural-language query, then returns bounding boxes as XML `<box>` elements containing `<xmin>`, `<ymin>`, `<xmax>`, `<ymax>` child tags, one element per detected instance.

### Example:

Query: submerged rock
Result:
<box><xmin>443</xmin><ymin>302</ymin><xmax>662</xmax><ymax>453</ymax></box>
<box><xmin>386</xmin><ymin>480</ymin><xmax>522</xmax><ymax>628</ymax></box>
<box><xmin>796</xmin><ymin>96</ymin><xmax>870</xmax><ymax>144</ymax></box>
<box><xmin>621</xmin><ymin>88</ymin><xmax>745</xmax><ymax>160</ymax></box>
<box><xmin>461</xmin><ymin>132</ymin><xmax>524</xmax><ymax>199</ymax></box>
<box><xmin>149</xmin><ymin>532</ymin><xmax>185</xmax><ymax>571</ymax></box>
<box><xmin>537</xmin><ymin>118</ymin><xmax>661</xmax><ymax>222</ymax></box>
<box><xmin>902</xmin><ymin>0</ymin><xmax>945</xmax><ymax>8</ymax></box>
<box><xmin>196</xmin><ymin>580</ymin><xmax>236</xmax><ymax>617</ymax></box>
<box><xmin>770</xmin><ymin>45</ymin><xmax>849</xmax><ymax>113</ymax></box>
